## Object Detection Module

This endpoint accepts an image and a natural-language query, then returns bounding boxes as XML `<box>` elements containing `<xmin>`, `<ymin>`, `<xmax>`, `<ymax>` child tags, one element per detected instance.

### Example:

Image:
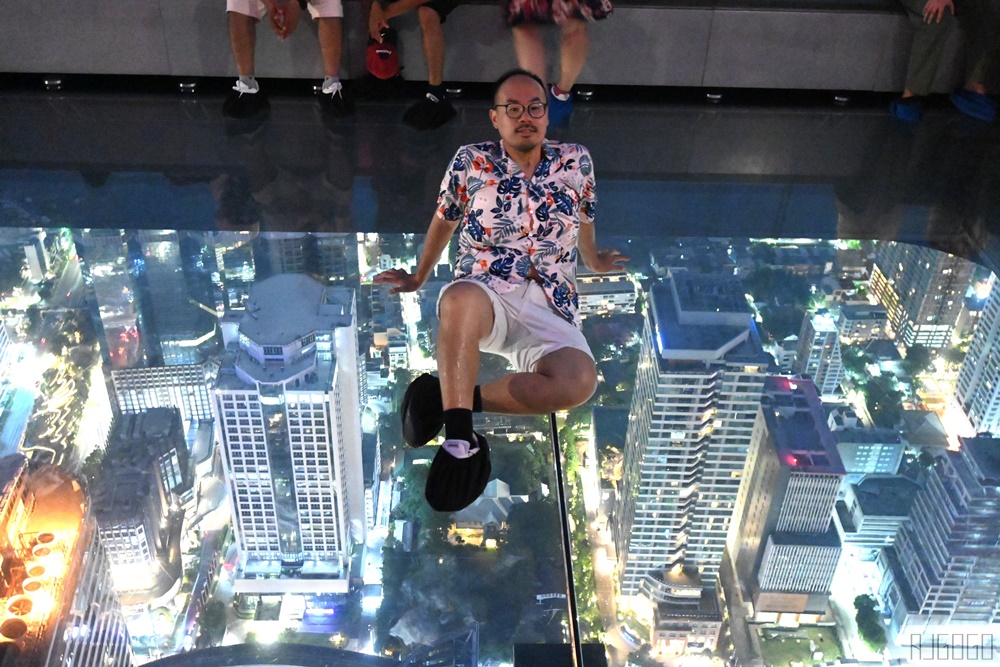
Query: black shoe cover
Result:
<box><xmin>425</xmin><ymin>434</ymin><xmax>491</xmax><ymax>512</ymax></box>
<box><xmin>401</xmin><ymin>373</ymin><xmax>443</xmax><ymax>447</ymax></box>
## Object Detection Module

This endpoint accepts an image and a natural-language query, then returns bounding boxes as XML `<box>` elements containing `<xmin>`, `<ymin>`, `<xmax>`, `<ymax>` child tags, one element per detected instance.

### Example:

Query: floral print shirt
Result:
<box><xmin>436</xmin><ymin>140</ymin><xmax>596</xmax><ymax>327</ymax></box>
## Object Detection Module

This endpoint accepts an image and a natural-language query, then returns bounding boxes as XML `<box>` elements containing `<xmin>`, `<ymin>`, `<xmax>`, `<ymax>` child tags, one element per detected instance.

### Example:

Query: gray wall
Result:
<box><xmin>3</xmin><ymin>0</ymin><xmax>964</xmax><ymax>91</ymax></box>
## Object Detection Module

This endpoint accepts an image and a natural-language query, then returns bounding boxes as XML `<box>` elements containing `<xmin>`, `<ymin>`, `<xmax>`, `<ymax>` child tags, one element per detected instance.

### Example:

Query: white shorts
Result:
<box><xmin>227</xmin><ymin>0</ymin><xmax>344</xmax><ymax>20</ymax></box>
<box><xmin>437</xmin><ymin>279</ymin><xmax>594</xmax><ymax>373</ymax></box>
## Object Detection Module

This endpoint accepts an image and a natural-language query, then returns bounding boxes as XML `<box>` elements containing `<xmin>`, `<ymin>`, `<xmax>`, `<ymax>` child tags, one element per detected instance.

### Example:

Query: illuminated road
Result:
<box><xmin>48</xmin><ymin>253</ymin><xmax>84</xmax><ymax>308</ymax></box>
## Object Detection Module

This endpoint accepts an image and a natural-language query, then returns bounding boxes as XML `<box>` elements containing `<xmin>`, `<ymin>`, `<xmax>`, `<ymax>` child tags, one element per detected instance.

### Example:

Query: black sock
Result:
<box><xmin>428</xmin><ymin>84</ymin><xmax>446</xmax><ymax>100</ymax></box>
<box><xmin>473</xmin><ymin>386</ymin><xmax>483</xmax><ymax>413</ymax></box>
<box><xmin>443</xmin><ymin>408</ymin><xmax>474</xmax><ymax>443</ymax></box>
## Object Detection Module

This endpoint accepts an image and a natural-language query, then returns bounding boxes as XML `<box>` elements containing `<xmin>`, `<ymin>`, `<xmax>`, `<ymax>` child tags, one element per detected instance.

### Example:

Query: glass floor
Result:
<box><xmin>0</xmin><ymin>85</ymin><xmax>999</xmax><ymax>667</ymax></box>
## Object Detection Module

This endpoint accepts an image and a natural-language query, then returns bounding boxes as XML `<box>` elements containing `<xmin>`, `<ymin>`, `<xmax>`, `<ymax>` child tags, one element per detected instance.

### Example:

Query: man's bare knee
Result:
<box><xmin>566</xmin><ymin>362</ymin><xmax>598</xmax><ymax>407</ymax></box>
<box><xmin>538</xmin><ymin>350</ymin><xmax>597</xmax><ymax>408</ymax></box>
<box><xmin>417</xmin><ymin>6</ymin><xmax>441</xmax><ymax>31</ymax></box>
<box><xmin>440</xmin><ymin>282</ymin><xmax>490</xmax><ymax>312</ymax></box>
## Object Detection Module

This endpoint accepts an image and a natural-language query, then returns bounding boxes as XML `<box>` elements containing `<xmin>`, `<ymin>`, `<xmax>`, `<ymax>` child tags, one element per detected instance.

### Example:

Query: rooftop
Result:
<box><xmin>852</xmin><ymin>475</ymin><xmax>921</xmax><ymax>516</ymax></box>
<box><xmin>769</xmin><ymin>525</ymin><xmax>842</xmax><ymax>548</ymax></box>
<box><xmin>762</xmin><ymin>376</ymin><xmax>846</xmax><ymax>474</ymax></box>
<box><xmin>91</xmin><ymin>467</ymin><xmax>155</xmax><ymax>522</ymax></box>
<box><xmin>900</xmin><ymin>409</ymin><xmax>949</xmax><ymax>448</ymax></box>
<box><xmin>833</xmin><ymin>427</ymin><xmax>902</xmax><ymax>445</ymax></box>
<box><xmin>840</xmin><ymin>303</ymin><xmax>888</xmax><ymax>320</ymax></box>
<box><xmin>239</xmin><ymin>274</ymin><xmax>354</xmax><ymax>346</ymax></box>
<box><xmin>649</xmin><ymin>275</ymin><xmax>770</xmax><ymax>366</ymax></box>
<box><xmin>961</xmin><ymin>436</ymin><xmax>1000</xmax><ymax>486</ymax></box>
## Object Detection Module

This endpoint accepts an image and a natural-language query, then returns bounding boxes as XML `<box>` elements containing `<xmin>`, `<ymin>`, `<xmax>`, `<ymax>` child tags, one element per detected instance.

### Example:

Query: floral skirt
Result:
<box><xmin>504</xmin><ymin>0</ymin><xmax>612</xmax><ymax>26</ymax></box>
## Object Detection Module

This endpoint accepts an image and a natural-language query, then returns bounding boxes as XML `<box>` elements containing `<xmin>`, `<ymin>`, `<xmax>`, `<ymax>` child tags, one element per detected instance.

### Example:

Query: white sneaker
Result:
<box><xmin>232</xmin><ymin>79</ymin><xmax>259</xmax><ymax>95</ymax></box>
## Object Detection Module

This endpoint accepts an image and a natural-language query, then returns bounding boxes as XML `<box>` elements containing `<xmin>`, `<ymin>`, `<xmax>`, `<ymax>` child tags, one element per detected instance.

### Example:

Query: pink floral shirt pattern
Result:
<box><xmin>436</xmin><ymin>140</ymin><xmax>596</xmax><ymax>327</ymax></box>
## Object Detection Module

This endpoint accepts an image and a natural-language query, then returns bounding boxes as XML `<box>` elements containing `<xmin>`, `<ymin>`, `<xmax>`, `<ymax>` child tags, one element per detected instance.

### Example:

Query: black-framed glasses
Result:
<box><xmin>493</xmin><ymin>102</ymin><xmax>547</xmax><ymax>119</ymax></box>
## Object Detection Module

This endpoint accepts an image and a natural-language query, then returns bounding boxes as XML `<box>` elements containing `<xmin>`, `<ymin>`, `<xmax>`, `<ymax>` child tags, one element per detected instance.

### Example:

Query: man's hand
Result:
<box><xmin>922</xmin><ymin>0</ymin><xmax>954</xmax><ymax>23</ymax></box>
<box><xmin>373</xmin><ymin>268</ymin><xmax>422</xmax><ymax>294</ymax></box>
<box><xmin>369</xmin><ymin>2</ymin><xmax>390</xmax><ymax>41</ymax></box>
<box><xmin>267</xmin><ymin>0</ymin><xmax>301</xmax><ymax>39</ymax></box>
<box><xmin>587</xmin><ymin>248</ymin><xmax>630</xmax><ymax>273</ymax></box>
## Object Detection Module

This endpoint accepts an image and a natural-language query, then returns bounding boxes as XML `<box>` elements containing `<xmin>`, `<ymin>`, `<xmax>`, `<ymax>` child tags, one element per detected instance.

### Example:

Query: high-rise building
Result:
<box><xmin>836</xmin><ymin>475</ymin><xmax>918</xmax><ymax>553</ymax></box>
<box><xmin>108</xmin><ymin>408</ymin><xmax>191</xmax><ymax>505</ymax></box>
<box><xmin>76</xmin><ymin>361</ymin><xmax>117</xmax><ymax>461</ymax></box>
<box><xmin>728</xmin><ymin>377</ymin><xmax>845</xmax><ymax>621</ymax></box>
<box><xmin>22</xmin><ymin>230</ymin><xmax>50</xmax><ymax>282</ymax></box>
<box><xmin>576</xmin><ymin>267</ymin><xmax>637</xmax><ymax>317</ymax></box>
<box><xmin>837</xmin><ymin>303</ymin><xmax>888</xmax><ymax>344</ymax></box>
<box><xmin>614</xmin><ymin>270</ymin><xmax>770</xmax><ymax>601</ymax></box>
<box><xmin>0</xmin><ymin>455</ymin><xmax>133</xmax><ymax>666</ymax></box>
<box><xmin>259</xmin><ymin>232</ymin><xmax>309</xmax><ymax>276</ymax></box>
<box><xmin>313</xmin><ymin>233</ymin><xmax>360</xmax><ymax>286</ymax></box>
<box><xmin>74</xmin><ymin>229</ymin><xmax>141</xmax><ymax>367</ymax></box>
<box><xmin>111</xmin><ymin>363</ymin><xmax>215</xmax><ymax>423</ymax></box>
<box><xmin>793</xmin><ymin>311</ymin><xmax>845</xmax><ymax>397</ymax></box>
<box><xmin>132</xmin><ymin>230</ymin><xmax>219</xmax><ymax>366</ymax></box>
<box><xmin>869</xmin><ymin>242</ymin><xmax>974</xmax><ymax>349</ymax></box>
<box><xmin>955</xmin><ymin>274</ymin><xmax>1000</xmax><ymax>436</ymax></box>
<box><xmin>881</xmin><ymin>436</ymin><xmax>1000</xmax><ymax>647</ymax></box>
<box><xmin>214</xmin><ymin>274</ymin><xmax>365</xmax><ymax>594</ymax></box>
<box><xmin>92</xmin><ymin>466</ymin><xmax>163</xmax><ymax>592</ymax></box>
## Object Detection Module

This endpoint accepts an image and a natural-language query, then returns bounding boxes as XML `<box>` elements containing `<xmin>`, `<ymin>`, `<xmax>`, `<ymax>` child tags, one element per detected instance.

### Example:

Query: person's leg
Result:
<box><xmin>229</xmin><ymin>11</ymin><xmax>258</xmax><ymax>76</ymax></box>
<box><xmin>956</xmin><ymin>0</ymin><xmax>999</xmax><ymax>93</ymax></box>
<box><xmin>512</xmin><ymin>24</ymin><xmax>548</xmax><ymax>82</ymax></box>
<box><xmin>316</xmin><ymin>17</ymin><xmax>344</xmax><ymax>78</ymax></box>
<box><xmin>555</xmin><ymin>18</ymin><xmax>589</xmax><ymax>93</ymax></box>
<box><xmin>417</xmin><ymin>7</ymin><xmax>446</xmax><ymax>87</ymax></box>
<box><xmin>437</xmin><ymin>282</ymin><xmax>495</xmax><ymax>412</ymax></box>
<box><xmin>948</xmin><ymin>0</ymin><xmax>999</xmax><ymax>120</ymax></box>
<box><xmin>479</xmin><ymin>347</ymin><xmax>597</xmax><ymax>415</ymax></box>
<box><xmin>404</xmin><ymin>5</ymin><xmax>457</xmax><ymax>129</ymax></box>
<box><xmin>897</xmin><ymin>0</ymin><xmax>957</xmax><ymax>97</ymax></box>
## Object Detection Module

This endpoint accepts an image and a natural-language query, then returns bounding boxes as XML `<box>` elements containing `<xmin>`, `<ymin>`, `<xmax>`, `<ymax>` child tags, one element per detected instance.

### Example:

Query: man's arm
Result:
<box><xmin>578</xmin><ymin>221</ymin><xmax>629</xmax><ymax>273</ymax></box>
<box><xmin>373</xmin><ymin>214</ymin><xmax>458</xmax><ymax>293</ymax></box>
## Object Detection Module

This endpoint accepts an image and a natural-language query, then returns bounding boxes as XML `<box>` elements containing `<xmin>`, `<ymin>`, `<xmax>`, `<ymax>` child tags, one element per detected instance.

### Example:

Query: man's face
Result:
<box><xmin>490</xmin><ymin>75</ymin><xmax>549</xmax><ymax>153</ymax></box>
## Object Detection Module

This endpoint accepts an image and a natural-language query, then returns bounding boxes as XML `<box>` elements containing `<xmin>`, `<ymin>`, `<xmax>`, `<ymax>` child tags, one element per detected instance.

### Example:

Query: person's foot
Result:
<box><xmin>425</xmin><ymin>433</ymin><xmax>492</xmax><ymax>512</ymax></box>
<box><xmin>950</xmin><ymin>89</ymin><xmax>997</xmax><ymax>122</ymax></box>
<box><xmin>320</xmin><ymin>80</ymin><xmax>355</xmax><ymax>118</ymax></box>
<box><xmin>401</xmin><ymin>373</ymin><xmax>443</xmax><ymax>447</ymax></box>
<box><xmin>223</xmin><ymin>79</ymin><xmax>270</xmax><ymax>119</ymax></box>
<box><xmin>889</xmin><ymin>95</ymin><xmax>923</xmax><ymax>122</ymax></box>
<box><xmin>403</xmin><ymin>93</ymin><xmax>457</xmax><ymax>131</ymax></box>
<box><xmin>548</xmin><ymin>85</ymin><xmax>574</xmax><ymax>128</ymax></box>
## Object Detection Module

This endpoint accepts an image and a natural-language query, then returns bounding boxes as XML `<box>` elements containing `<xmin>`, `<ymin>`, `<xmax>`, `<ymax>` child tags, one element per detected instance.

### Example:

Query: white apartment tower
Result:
<box><xmin>728</xmin><ymin>377</ymin><xmax>845</xmax><ymax>620</ymax></box>
<box><xmin>955</xmin><ymin>273</ymin><xmax>1000</xmax><ymax>436</ymax></box>
<box><xmin>614</xmin><ymin>271</ymin><xmax>770</xmax><ymax>600</ymax></box>
<box><xmin>215</xmin><ymin>274</ymin><xmax>365</xmax><ymax>593</ymax></box>
<box><xmin>883</xmin><ymin>436</ymin><xmax>1000</xmax><ymax>648</ymax></box>
<box><xmin>869</xmin><ymin>242</ymin><xmax>974</xmax><ymax>349</ymax></box>
<box><xmin>793</xmin><ymin>311</ymin><xmax>844</xmax><ymax>397</ymax></box>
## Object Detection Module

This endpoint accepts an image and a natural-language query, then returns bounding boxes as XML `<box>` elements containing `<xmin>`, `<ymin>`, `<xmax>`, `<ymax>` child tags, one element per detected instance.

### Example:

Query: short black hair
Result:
<box><xmin>493</xmin><ymin>69</ymin><xmax>546</xmax><ymax>105</ymax></box>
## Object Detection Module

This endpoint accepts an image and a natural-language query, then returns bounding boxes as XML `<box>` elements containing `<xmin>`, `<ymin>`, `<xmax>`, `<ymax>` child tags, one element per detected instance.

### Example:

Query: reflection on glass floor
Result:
<box><xmin>0</xmin><ymin>89</ymin><xmax>999</xmax><ymax>667</ymax></box>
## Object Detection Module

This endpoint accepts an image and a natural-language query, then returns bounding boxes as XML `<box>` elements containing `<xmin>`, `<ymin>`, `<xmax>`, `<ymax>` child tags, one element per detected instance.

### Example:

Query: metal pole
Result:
<box><xmin>549</xmin><ymin>412</ymin><xmax>587</xmax><ymax>667</ymax></box>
